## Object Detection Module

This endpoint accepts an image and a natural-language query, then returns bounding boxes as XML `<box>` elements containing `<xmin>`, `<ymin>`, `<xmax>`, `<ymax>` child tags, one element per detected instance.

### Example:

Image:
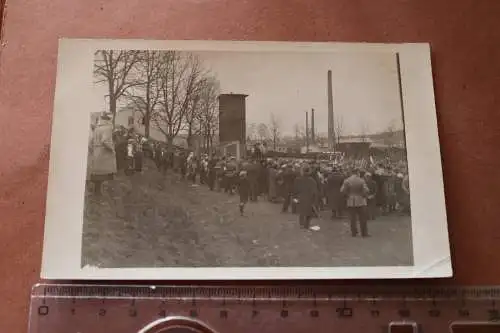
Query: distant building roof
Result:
<box><xmin>338</xmin><ymin>137</ymin><xmax>373</xmax><ymax>144</ymax></box>
<box><xmin>218</xmin><ymin>93</ymin><xmax>249</xmax><ymax>98</ymax></box>
<box><xmin>370</xmin><ymin>142</ymin><xmax>405</xmax><ymax>149</ymax></box>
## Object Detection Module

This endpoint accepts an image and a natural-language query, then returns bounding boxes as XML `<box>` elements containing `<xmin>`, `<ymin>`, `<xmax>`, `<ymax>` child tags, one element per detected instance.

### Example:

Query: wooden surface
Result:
<box><xmin>1</xmin><ymin>0</ymin><xmax>500</xmax><ymax>332</ymax></box>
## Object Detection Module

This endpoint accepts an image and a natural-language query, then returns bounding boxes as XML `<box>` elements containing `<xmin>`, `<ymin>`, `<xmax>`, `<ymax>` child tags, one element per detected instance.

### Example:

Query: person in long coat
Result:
<box><xmin>133</xmin><ymin>136</ymin><xmax>145</xmax><ymax>173</ymax></box>
<box><xmin>400</xmin><ymin>173</ymin><xmax>411</xmax><ymax>214</ymax></box>
<box><xmin>326</xmin><ymin>167</ymin><xmax>344</xmax><ymax>219</ymax></box>
<box><xmin>267</xmin><ymin>165</ymin><xmax>278</xmax><ymax>202</ymax></box>
<box><xmin>280</xmin><ymin>165</ymin><xmax>297</xmax><ymax>213</ymax></box>
<box><xmin>246</xmin><ymin>161</ymin><xmax>260</xmax><ymax>201</ymax></box>
<box><xmin>384</xmin><ymin>172</ymin><xmax>397</xmax><ymax>213</ymax></box>
<box><xmin>114</xmin><ymin>131</ymin><xmax>128</xmax><ymax>173</ymax></box>
<box><xmin>207</xmin><ymin>158</ymin><xmax>217</xmax><ymax>191</ymax></box>
<box><xmin>364</xmin><ymin>172</ymin><xmax>378</xmax><ymax>220</ymax></box>
<box><xmin>90</xmin><ymin>114</ymin><xmax>117</xmax><ymax>196</ymax></box>
<box><xmin>372</xmin><ymin>166</ymin><xmax>387</xmax><ymax>213</ymax></box>
<box><xmin>179</xmin><ymin>152</ymin><xmax>188</xmax><ymax>179</ymax></box>
<box><xmin>154</xmin><ymin>143</ymin><xmax>163</xmax><ymax>169</ymax></box>
<box><xmin>295</xmin><ymin>166</ymin><xmax>318</xmax><ymax>229</ymax></box>
<box><xmin>258</xmin><ymin>160</ymin><xmax>269</xmax><ymax>198</ymax></box>
<box><xmin>237</xmin><ymin>171</ymin><xmax>250</xmax><ymax>216</ymax></box>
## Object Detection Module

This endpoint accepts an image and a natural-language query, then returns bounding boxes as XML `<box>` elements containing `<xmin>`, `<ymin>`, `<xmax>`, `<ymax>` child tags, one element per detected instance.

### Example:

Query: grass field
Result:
<box><xmin>82</xmin><ymin>161</ymin><xmax>413</xmax><ymax>268</ymax></box>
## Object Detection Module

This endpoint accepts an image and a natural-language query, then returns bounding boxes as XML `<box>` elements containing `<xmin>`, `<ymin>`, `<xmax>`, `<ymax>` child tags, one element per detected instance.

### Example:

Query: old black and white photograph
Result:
<box><xmin>41</xmin><ymin>39</ymin><xmax>451</xmax><ymax>279</ymax></box>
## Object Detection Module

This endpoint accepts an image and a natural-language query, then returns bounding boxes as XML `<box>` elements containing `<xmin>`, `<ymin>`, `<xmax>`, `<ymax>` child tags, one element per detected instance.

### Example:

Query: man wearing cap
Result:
<box><xmin>341</xmin><ymin>168</ymin><xmax>370</xmax><ymax>237</ymax></box>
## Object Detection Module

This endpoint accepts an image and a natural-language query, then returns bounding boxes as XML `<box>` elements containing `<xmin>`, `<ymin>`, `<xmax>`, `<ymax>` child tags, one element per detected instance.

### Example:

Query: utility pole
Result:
<box><xmin>327</xmin><ymin>70</ymin><xmax>334</xmax><ymax>151</ymax></box>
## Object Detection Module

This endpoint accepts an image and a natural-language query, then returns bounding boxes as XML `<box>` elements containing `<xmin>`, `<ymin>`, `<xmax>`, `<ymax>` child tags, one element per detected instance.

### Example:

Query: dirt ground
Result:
<box><xmin>82</xmin><ymin>161</ymin><xmax>413</xmax><ymax>268</ymax></box>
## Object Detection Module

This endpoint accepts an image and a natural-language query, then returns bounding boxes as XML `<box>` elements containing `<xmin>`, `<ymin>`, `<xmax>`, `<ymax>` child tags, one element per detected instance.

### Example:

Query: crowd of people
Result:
<box><xmin>87</xmin><ymin>113</ymin><xmax>411</xmax><ymax>238</ymax></box>
<box><xmin>151</xmin><ymin>143</ymin><xmax>411</xmax><ymax>238</ymax></box>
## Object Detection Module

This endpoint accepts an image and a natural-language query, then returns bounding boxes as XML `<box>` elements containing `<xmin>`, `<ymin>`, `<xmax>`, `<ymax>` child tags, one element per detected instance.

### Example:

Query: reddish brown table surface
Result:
<box><xmin>1</xmin><ymin>0</ymin><xmax>500</xmax><ymax>332</ymax></box>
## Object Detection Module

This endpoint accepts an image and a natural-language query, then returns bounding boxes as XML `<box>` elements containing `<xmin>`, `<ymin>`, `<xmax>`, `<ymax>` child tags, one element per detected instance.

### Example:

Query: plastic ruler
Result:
<box><xmin>29</xmin><ymin>284</ymin><xmax>500</xmax><ymax>333</ymax></box>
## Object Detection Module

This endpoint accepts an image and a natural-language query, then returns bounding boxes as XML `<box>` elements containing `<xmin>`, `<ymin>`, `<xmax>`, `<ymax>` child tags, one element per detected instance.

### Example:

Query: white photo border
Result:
<box><xmin>41</xmin><ymin>39</ymin><xmax>452</xmax><ymax>280</ymax></box>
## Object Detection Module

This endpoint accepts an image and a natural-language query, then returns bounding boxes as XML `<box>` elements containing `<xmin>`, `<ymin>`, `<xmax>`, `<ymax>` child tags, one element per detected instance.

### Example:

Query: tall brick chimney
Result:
<box><xmin>311</xmin><ymin>108</ymin><xmax>315</xmax><ymax>144</ymax></box>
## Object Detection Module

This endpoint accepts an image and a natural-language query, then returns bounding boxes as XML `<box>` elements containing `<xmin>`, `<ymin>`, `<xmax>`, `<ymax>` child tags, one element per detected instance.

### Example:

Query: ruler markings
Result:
<box><xmin>30</xmin><ymin>284</ymin><xmax>500</xmax><ymax>333</ymax></box>
<box><xmin>35</xmin><ymin>284</ymin><xmax>500</xmax><ymax>299</ymax></box>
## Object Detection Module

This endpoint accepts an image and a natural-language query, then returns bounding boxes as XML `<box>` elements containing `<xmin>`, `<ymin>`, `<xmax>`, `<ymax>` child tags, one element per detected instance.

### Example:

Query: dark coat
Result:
<box><xmin>114</xmin><ymin>136</ymin><xmax>128</xmax><ymax>171</ymax></box>
<box><xmin>366</xmin><ymin>178</ymin><xmax>378</xmax><ymax>205</ymax></box>
<box><xmin>258</xmin><ymin>163</ymin><xmax>269</xmax><ymax>194</ymax></box>
<box><xmin>366</xmin><ymin>178</ymin><xmax>378</xmax><ymax>197</ymax></box>
<box><xmin>267</xmin><ymin>168</ymin><xmax>277</xmax><ymax>197</ymax></box>
<box><xmin>207</xmin><ymin>159</ymin><xmax>217</xmax><ymax>177</ymax></box>
<box><xmin>294</xmin><ymin>175</ymin><xmax>318</xmax><ymax>217</ymax></box>
<box><xmin>238</xmin><ymin>177</ymin><xmax>250</xmax><ymax>203</ymax></box>
<box><xmin>246</xmin><ymin>162</ymin><xmax>260</xmax><ymax>183</ymax></box>
<box><xmin>372</xmin><ymin>173</ymin><xmax>386</xmax><ymax>206</ymax></box>
<box><xmin>281</xmin><ymin>169</ymin><xmax>297</xmax><ymax>193</ymax></box>
<box><xmin>326</xmin><ymin>172</ymin><xmax>344</xmax><ymax>209</ymax></box>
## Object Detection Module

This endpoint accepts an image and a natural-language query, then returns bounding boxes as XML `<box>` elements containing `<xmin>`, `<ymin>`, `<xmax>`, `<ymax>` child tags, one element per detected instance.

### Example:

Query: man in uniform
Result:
<box><xmin>341</xmin><ymin>168</ymin><xmax>370</xmax><ymax>237</ymax></box>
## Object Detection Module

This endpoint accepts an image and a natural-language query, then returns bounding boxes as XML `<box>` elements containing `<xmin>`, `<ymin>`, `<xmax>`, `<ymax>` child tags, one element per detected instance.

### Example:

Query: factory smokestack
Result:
<box><xmin>327</xmin><ymin>70</ymin><xmax>334</xmax><ymax>151</ymax></box>
<box><xmin>305</xmin><ymin>111</ymin><xmax>309</xmax><ymax>152</ymax></box>
<box><xmin>311</xmin><ymin>108</ymin><xmax>315</xmax><ymax>144</ymax></box>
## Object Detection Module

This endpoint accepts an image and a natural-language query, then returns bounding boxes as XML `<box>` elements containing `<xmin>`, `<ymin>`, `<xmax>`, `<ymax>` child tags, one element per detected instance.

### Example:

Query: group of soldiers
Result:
<box><xmin>147</xmin><ymin>140</ymin><xmax>411</xmax><ymax>237</ymax></box>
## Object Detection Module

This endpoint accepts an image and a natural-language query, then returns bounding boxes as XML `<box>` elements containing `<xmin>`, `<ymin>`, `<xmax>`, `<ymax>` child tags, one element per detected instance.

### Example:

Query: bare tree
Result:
<box><xmin>269</xmin><ymin>113</ymin><xmax>281</xmax><ymax>151</ymax></box>
<box><xmin>94</xmin><ymin>50</ymin><xmax>141</xmax><ymax>126</ymax></box>
<box><xmin>246</xmin><ymin>123</ymin><xmax>258</xmax><ymax>142</ymax></box>
<box><xmin>257</xmin><ymin>123</ymin><xmax>270</xmax><ymax>143</ymax></box>
<box><xmin>184</xmin><ymin>94</ymin><xmax>201</xmax><ymax>149</ymax></box>
<box><xmin>334</xmin><ymin>114</ymin><xmax>344</xmax><ymax>147</ymax></box>
<box><xmin>124</xmin><ymin>51</ymin><xmax>164</xmax><ymax>137</ymax></box>
<box><xmin>153</xmin><ymin>52</ymin><xmax>204</xmax><ymax>151</ymax></box>
<box><xmin>197</xmin><ymin>76</ymin><xmax>220</xmax><ymax>153</ymax></box>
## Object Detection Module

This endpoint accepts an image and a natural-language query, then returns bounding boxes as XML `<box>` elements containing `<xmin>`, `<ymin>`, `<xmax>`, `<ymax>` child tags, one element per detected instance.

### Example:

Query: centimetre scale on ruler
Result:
<box><xmin>29</xmin><ymin>284</ymin><xmax>500</xmax><ymax>333</ymax></box>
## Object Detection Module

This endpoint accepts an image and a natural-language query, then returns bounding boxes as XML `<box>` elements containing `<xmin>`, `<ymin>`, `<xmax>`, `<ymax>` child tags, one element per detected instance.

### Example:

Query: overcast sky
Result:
<box><xmin>94</xmin><ymin>50</ymin><xmax>404</xmax><ymax>136</ymax></box>
<box><xmin>192</xmin><ymin>50</ymin><xmax>404</xmax><ymax>136</ymax></box>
